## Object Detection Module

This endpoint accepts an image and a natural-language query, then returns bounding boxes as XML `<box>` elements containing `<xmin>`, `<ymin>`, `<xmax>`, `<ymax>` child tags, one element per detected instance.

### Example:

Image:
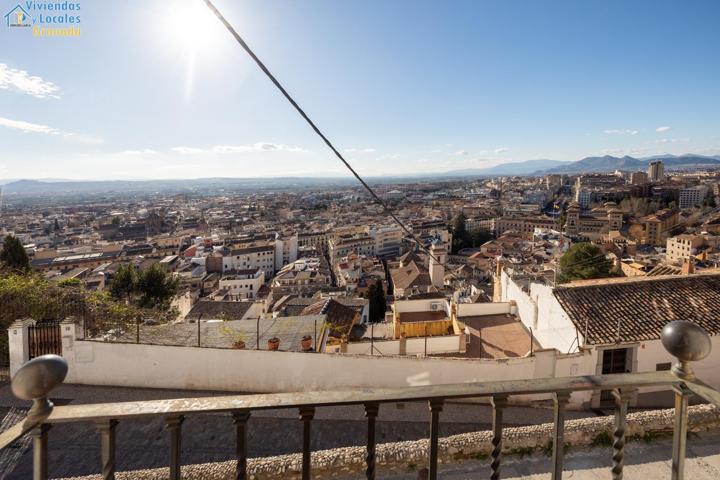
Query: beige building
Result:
<box><xmin>218</xmin><ymin>269</ymin><xmax>265</xmax><ymax>300</ymax></box>
<box><xmin>648</xmin><ymin>160</ymin><xmax>665</xmax><ymax>182</ymax></box>
<box><xmin>298</xmin><ymin>230</ymin><xmax>331</xmax><ymax>248</ymax></box>
<box><xmin>643</xmin><ymin>209</ymin><xmax>678</xmax><ymax>246</ymax></box>
<box><xmin>564</xmin><ymin>202</ymin><xmax>623</xmax><ymax>237</ymax></box>
<box><xmin>630</xmin><ymin>171</ymin><xmax>648</xmax><ymax>185</ymax></box>
<box><xmin>666</xmin><ymin>234</ymin><xmax>719</xmax><ymax>265</ymax></box>
<box><xmin>495</xmin><ymin>215</ymin><xmax>557</xmax><ymax>235</ymax></box>
<box><xmin>222</xmin><ymin>243</ymin><xmax>276</xmax><ymax>277</ymax></box>
<box><xmin>328</xmin><ymin>234</ymin><xmax>375</xmax><ymax>264</ymax></box>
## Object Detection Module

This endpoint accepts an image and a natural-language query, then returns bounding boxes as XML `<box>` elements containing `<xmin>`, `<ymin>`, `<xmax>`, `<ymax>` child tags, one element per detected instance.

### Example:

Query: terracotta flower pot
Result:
<box><xmin>268</xmin><ymin>337</ymin><xmax>280</xmax><ymax>351</ymax></box>
<box><xmin>301</xmin><ymin>335</ymin><xmax>313</xmax><ymax>351</ymax></box>
<box><xmin>232</xmin><ymin>340</ymin><xmax>246</xmax><ymax>350</ymax></box>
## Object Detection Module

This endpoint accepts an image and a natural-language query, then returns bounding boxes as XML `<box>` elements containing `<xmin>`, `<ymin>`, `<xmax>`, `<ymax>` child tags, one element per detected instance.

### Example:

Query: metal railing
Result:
<box><xmin>1</xmin><ymin>320</ymin><xmax>719</xmax><ymax>480</ymax></box>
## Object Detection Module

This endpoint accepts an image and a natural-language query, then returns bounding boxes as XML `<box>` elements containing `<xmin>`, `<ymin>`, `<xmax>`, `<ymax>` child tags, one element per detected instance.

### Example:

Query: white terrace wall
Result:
<box><xmin>344</xmin><ymin>335</ymin><xmax>462</xmax><ymax>356</ymax></box>
<box><xmin>455</xmin><ymin>301</ymin><xmax>514</xmax><ymax>318</ymax></box>
<box><xmin>405</xmin><ymin>335</ymin><xmax>462</xmax><ymax>355</ymax></box>
<box><xmin>394</xmin><ymin>298</ymin><xmax>450</xmax><ymax>316</ymax></box>
<box><xmin>499</xmin><ymin>269</ymin><xmax>720</xmax><ymax>399</ymax></box>
<box><xmin>500</xmin><ymin>270</ymin><xmax>580</xmax><ymax>353</ymax></box>
<box><xmin>51</xmin><ymin>323</ymin><xmax>601</xmax><ymax>406</ymax></box>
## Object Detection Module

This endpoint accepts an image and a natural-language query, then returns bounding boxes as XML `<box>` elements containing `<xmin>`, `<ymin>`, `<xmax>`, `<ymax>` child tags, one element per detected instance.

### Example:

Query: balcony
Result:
<box><xmin>0</xmin><ymin>320</ymin><xmax>719</xmax><ymax>479</ymax></box>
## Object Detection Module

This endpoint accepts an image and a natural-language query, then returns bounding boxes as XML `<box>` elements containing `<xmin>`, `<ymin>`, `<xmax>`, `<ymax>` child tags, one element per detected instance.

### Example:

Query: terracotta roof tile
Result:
<box><xmin>553</xmin><ymin>273</ymin><xmax>720</xmax><ymax>345</ymax></box>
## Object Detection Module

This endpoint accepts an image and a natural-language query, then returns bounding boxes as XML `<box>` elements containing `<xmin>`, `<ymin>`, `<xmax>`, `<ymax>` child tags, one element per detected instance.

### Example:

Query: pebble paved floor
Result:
<box><xmin>377</xmin><ymin>431</ymin><xmax>720</xmax><ymax>479</ymax></box>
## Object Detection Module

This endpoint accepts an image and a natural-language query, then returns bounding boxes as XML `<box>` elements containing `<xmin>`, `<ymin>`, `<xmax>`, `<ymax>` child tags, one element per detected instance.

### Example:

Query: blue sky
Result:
<box><xmin>1</xmin><ymin>0</ymin><xmax>719</xmax><ymax>180</ymax></box>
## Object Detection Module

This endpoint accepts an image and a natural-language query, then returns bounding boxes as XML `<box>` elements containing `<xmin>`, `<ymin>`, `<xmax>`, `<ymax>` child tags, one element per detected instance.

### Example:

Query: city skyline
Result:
<box><xmin>2</xmin><ymin>0</ymin><xmax>720</xmax><ymax>180</ymax></box>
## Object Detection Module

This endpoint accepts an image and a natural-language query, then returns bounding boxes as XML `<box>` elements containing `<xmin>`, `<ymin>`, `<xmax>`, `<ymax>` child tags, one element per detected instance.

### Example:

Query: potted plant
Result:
<box><xmin>301</xmin><ymin>335</ymin><xmax>313</xmax><ymax>351</ymax></box>
<box><xmin>220</xmin><ymin>325</ymin><xmax>246</xmax><ymax>349</ymax></box>
<box><xmin>267</xmin><ymin>337</ymin><xmax>280</xmax><ymax>351</ymax></box>
<box><xmin>232</xmin><ymin>336</ymin><xmax>246</xmax><ymax>349</ymax></box>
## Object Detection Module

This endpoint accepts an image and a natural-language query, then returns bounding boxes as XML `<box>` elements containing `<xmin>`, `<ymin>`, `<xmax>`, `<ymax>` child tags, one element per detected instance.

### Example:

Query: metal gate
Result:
<box><xmin>0</xmin><ymin>330</ymin><xmax>9</xmax><ymax>368</ymax></box>
<box><xmin>28</xmin><ymin>321</ymin><xmax>62</xmax><ymax>359</ymax></box>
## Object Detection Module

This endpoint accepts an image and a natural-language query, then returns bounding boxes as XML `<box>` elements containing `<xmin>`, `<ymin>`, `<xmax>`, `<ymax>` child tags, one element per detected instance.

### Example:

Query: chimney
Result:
<box><xmin>682</xmin><ymin>257</ymin><xmax>695</xmax><ymax>275</ymax></box>
<box><xmin>493</xmin><ymin>257</ymin><xmax>504</xmax><ymax>302</ymax></box>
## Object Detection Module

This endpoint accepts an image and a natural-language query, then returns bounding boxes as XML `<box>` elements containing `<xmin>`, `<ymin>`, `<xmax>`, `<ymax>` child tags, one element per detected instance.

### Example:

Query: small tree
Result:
<box><xmin>136</xmin><ymin>263</ymin><xmax>179</xmax><ymax>308</ymax></box>
<box><xmin>558</xmin><ymin>243</ymin><xmax>613</xmax><ymax>283</ymax></box>
<box><xmin>364</xmin><ymin>279</ymin><xmax>387</xmax><ymax>323</ymax></box>
<box><xmin>451</xmin><ymin>213</ymin><xmax>469</xmax><ymax>253</ymax></box>
<box><xmin>0</xmin><ymin>235</ymin><xmax>30</xmax><ymax>272</ymax></box>
<box><xmin>469</xmin><ymin>228</ymin><xmax>492</xmax><ymax>247</ymax></box>
<box><xmin>110</xmin><ymin>264</ymin><xmax>138</xmax><ymax>302</ymax></box>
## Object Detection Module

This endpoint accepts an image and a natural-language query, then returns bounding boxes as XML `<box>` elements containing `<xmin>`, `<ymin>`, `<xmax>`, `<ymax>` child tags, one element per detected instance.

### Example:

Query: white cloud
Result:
<box><xmin>0</xmin><ymin>117</ymin><xmax>60</xmax><ymax>134</ymax></box>
<box><xmin>63</xmin><ymin>132</ymin><xmax>104</xmax><ymax>145</ymax></box>
<box><xmin>656</xmin><ymin>126</ymin><xmax>672</xmax><ymax>133</ymax></box>
<box><xmin>172</xmin><ymin>143</ymin><xmax>307</xmax><ymax>155</ymax></box>
<box><xmin>254</xmin><ymin>142</ymin><xmax>306</xmax><ymax>152</ymax></box>
<box><xmin>0</xmin><ymin>117</ymin><xmax>103</xmax><ymax>144</ymax></box>
<box><xmin>604</xmin><ymin>129</ymin><xmax>638</xmax><ymax>135</ymax></box>
<box><xmin>171</xmin><ymin>146</ymin><xmax>205</xmax><ymax>155</ymax></box>
<box><xmin>344</xmin><ymin>148</ymin><xmax>376</xmax><ymax>153</ymax></box>
<box><xmin>0</xmin><ymin>64</ymin><xmax>60</xmax><ymax>99</ymax></box>
<box><xmin>494</xmin><ymin>147</ymin><xmax>509</xmax><ymax>154</ymax></box>
<box><xmin>656</xmin><ymin>137</ymin><xmax>690</xmax><ymax>144</ymax></box>
<box><xmin>121</xmin><ymin>149</ymin><xmax>158</xmax><ymax>155</ymax></box>
<box><xmin>455</xmin><ymin>150</ymin><xmax>469</xmax><ymax>156</ymax></box>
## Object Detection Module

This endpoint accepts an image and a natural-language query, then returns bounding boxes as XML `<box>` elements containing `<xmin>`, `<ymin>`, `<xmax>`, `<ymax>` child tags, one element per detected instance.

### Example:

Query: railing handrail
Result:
<box><xmin>40</xmin><ymin>371</ymin><xmax>678</xmax><ymax>424</ymax></box>
<box><xmin>2</xmin><ymin>320</ymin><xmax>719</xmax><ymax>480</ymax></box>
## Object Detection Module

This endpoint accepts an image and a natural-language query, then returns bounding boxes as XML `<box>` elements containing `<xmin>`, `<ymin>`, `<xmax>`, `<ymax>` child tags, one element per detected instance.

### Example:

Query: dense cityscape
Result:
<box><xmin>2</xmin><ymin>154</ymin><xmax>720</xmax><ymax>360</ymax></box>
<box><xmin>2</xmin><ymin>1</ymin><xmax>720</xmax><ymax>479</ymax></box>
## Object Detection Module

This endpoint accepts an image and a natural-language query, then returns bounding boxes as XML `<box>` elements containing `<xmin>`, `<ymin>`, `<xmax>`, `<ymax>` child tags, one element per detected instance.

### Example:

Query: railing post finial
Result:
<box><xmin>661</xmin><ymin>321</ymin><xmax>711</xmax><ymax>379</ymax></box>
<box><xmin>11</xmin><ymin>354</ymin><xmax>68</xmax><ymax>424</ymax></box>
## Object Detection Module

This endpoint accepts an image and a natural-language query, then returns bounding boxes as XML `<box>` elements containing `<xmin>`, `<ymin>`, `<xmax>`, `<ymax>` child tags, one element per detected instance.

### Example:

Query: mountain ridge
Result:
<box><xmin>2</xmin><ymin>153</ymin><xmax>719</xmax><ymax>195</ymax></box>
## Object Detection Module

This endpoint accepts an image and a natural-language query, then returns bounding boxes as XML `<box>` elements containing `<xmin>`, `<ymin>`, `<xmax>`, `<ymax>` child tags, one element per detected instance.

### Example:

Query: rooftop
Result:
<box><xmin>554</xmin><ymin>272</ymin><xmax>720</xmax><ymax>344</ymax></box>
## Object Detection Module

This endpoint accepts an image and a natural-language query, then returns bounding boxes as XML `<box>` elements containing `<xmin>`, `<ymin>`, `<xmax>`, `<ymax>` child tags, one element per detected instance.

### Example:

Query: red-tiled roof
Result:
<box><xmin>553</xmin><ymin>273</ymin><xmax>720</xmax><ymax>345</ymax></box>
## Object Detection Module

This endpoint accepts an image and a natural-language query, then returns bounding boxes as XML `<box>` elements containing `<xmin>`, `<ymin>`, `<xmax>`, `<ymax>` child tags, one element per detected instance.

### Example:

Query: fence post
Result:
<box><xmin>197</xmin><ymin>313</ymin><xmax>202</xmax><ymax>347</ymax></box>
<box><xmin>60</xmin><ymin>318</ymin><xmax>78</xmax><ymax>356</ymax></box>
<box><xmin>8</xmin><ymin>318</ymin><xmax>34</xmax><ymax>377</ymax></box>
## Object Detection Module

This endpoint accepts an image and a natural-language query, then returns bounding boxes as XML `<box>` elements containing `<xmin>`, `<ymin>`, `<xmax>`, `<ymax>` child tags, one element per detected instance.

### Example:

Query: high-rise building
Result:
<box><xmin>679</xmin><ymin>186</ymin><xmax>708</xmax><ymax>209</ymax></box>
<box><xmin>574</xmin><ymin>188</ymin><xmax>591</xmax><ymax>208</ymax></box>
<box><xmin>545</xmin><ymin>174</ymin><xmax>563</xmax><ymax>192</ymax></box>
<box><xmin>647</xmin><ymin>161</ymin><xmax>665</xmax><ymax>182</ymax></box>
<box><xmin>630</xmin><ymin>171</ymin><xmax>649</xmax><ymax>185</ymax></box>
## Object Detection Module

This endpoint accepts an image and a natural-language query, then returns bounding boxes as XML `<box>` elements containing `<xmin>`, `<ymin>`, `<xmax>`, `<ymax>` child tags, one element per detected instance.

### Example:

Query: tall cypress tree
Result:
<box><xmin>365</xmin><ymin>279</ymin><xmax>387</xmax><ymax>323</ymax></box>
<box><xmin>0</xmin><ymin>235</ymin><xmax>30</xmax><ymax>272</ymax></box>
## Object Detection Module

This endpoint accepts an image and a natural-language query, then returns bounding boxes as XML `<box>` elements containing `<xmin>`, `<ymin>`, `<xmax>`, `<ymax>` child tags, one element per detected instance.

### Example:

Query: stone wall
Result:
<box><xmin>59</xmin><ymin>404</ymin><xmax>720</xmax><ymax>480</ymax></box>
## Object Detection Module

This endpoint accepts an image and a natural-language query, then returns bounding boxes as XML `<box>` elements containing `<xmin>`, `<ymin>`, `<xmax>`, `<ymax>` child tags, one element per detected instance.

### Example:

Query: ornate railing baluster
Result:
<box><xmin>428</xmin><ymin>399</ymin><xmax>443</xmax><ymax>480</ymax></box>
<box><xmin>671</xmin><ymin>385</ymin><xmax>692</xmax><ymax>480</ymax></box>
<box><xmin>232</xmin><ymin>410</ymin><xmax>250</xmax><ymax>480</ymax></box>
<box><xmin>6</xmin><ymin>322</ymin><xmax>720</xmax><ymax>480</ymax></box>
<box><xmin>364</xmin><ymin>403</ymin><xmax>379</xmax><ymax>480</ymax></box>
<box><xmin>551</xmin><ymin>391</ymin><xmax>571</xmax><ymax>480</ymax></box>
<box><xmin>611</xmin><ymin>389</ymin><xmax>632</xmax><ymax>479</ymax></box>
<box><xmin>95</xmin><ymin>419</ymin><xmax>118</xmax><ymax>480</ymax></box>
<box><xmin>30</xmin><ymin>423</ymin><xmax>51</xmax><ymax>480</ymax></box>
<box><xmin>299</xmin><ymin>406</ymin><xmax>315</xmax><ymax>480</ymax></box>
<box><xmin>490</xmin><ymin>395</ymin><xmax>508</xmax><ymax>480</ymax></box>
<box><xmin>165</xmin><ymin>415</ymin><xmax>184</xmax><ymax>480</ymax></box>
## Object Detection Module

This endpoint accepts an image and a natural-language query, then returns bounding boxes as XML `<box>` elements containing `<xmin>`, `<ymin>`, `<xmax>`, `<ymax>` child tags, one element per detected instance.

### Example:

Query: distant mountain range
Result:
<box><xmin>0</xmin><ymin>177</ymin><xmax>361</xmax><ymax>196</ymax></box>
<box><xmin>438</xmin><ymin>159</ymin><xmax>570</xmax><ymax>177</ymax></box>
<box><xmin>2</xmin><ymin>154</ymin><xmax>719</xmax><ymax>196</ymax></box>
<box><xmin>539</xmin><ymin>154</ymin><xmax>720</xmax><ymax>174</ymax></box>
